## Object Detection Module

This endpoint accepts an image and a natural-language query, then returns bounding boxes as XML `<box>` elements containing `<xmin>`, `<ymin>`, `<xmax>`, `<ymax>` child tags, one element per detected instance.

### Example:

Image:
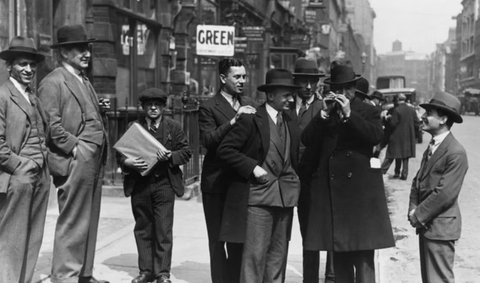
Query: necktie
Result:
<box><xmin>298</xmin><ymin>99</ymin><xmax>307</xmax><ymax>117</ymax></box>
<box><xmin>427</xmin><ymin>139</ymin><xmax>435</xmax><ymax>161</ymax></box>
<box><xmin>149</xmin><ymin>123</ymin><xmax>158</xmax><ymax>135</ymax></box>
<box><xmin>79</xmin><ymin>71</ymin><xmax>100</xmax><ymax>107</ymax></box>
<box><xmin>419</xmin><ymin>139</ymin><xmax>435</xmax><ymax>177</ymax></box>
<box><xmin>25</xmin><ymin>86</ymin><xmax>36</xmax><ymax>106</ymax></box>
<box><xmin>277</xmin><ymin>112</ymin><xmax>284</xmax><ymax>139</ymax></box>
<box><xmin>232</xmin><ymin>96</ymin><xmax>240</xmax><ymax>112</ymax></box>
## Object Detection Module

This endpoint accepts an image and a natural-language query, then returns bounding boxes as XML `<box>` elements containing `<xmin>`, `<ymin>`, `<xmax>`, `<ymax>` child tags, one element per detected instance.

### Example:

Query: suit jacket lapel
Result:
<box><xmin>6</xmin><ymin>80</ymin><xmax>31</xmax><ymax>118</ymax></box>
<box><xmin>254</xmin><ymin>105</ymin><xmax>271</xmax><ymax>162</ymax></box>
<box><xmin>59</xmin><ymin>67</ymin><xmax>87</xmax><ymax>114</ymax></box>
<box><xmin>419</xmin><ymin>133</ymin><xmax>452</xmax><ymax>180</ymax></box>
<box><xmin>214</xmin><ymin>91</ymin><xmax>236</xmax><ymax>120</ymax></box>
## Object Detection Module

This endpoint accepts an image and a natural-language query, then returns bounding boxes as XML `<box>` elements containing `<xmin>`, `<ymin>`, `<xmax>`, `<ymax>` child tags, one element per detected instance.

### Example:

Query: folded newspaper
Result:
<box><xmin>113</xmin><ymin>122</ymin><xmax>167</xmax><ymax>176</ymax></box>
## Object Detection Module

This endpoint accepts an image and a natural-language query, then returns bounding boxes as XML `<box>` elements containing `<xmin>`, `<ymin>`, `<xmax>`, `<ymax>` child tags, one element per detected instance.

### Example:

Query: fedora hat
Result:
<box><xmin>292</xmin><ymin>58</ymin><xmax>325</xmax><ymax>77</ymax></box>
<box><xmin>0</xmin><ymin>36</ymin><xmax>45</xmax><ymax>63</ymax></box>
<box><xmin>420</xmin><ymin>91</ymin><xmax>462</xmax><ymax>123</ymax></box>
<box><xmin>257</xmin><ymin>69</ymin><xmax>301</xmax><ymax>92</ymax></box>
<box><xmin>355</xmin><ymin>77</ymin><xmax>370</xmax><ymax>99</ymax></box>
<box><xmin>324</xmin><ymin>60</ymin><xmax>361</xmax><ymax>85</ymax></box>
<box><xmin>370</xmin><ymin>90</ymin><xmax>384</xmax><ymax>101</ymax></box>
<box><xmin>50</xmin><ymin>25</ymin><xmax>96</xmax><ymax>48</ymax></box>
<box><xmin>139</xmin><ymin>88</ymin><xmax>168</xmax><ymax>103</ymax></box>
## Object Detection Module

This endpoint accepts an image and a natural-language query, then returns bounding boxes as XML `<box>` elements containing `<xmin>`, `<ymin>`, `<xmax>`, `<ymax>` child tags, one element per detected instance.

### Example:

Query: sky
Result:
<box><xmin>369</xmin><ymin>0</ymin><xmax>463</xmax><ymax>55</ymax></box>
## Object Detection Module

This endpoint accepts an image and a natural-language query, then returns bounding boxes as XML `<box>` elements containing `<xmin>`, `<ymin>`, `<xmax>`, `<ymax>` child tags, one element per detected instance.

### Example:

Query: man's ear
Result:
<box><xmin>219</xmin><ymin>74</ymin><xmax>226</xmax><ymax>85</ymax></box>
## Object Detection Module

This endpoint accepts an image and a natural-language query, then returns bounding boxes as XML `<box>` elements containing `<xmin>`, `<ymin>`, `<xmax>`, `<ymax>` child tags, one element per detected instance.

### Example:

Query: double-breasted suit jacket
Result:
<box><xmin>118</xmin><ymin>118</ymin><xmax>191</xmax><ymax>197</ymax></box>
<box><xmin>301</xmin><ymin>97</ymin><xmax>395</xmax><ymax>252</ymax></box>
<box><xmin>409</xmin><ymin>133</ymin><xmax>468</xmax><ymax>240</ymax></box>
<box><xmin>216</xmin><ymin>104</ymin><xmax>301</xmax><ymax>243</ymax></box>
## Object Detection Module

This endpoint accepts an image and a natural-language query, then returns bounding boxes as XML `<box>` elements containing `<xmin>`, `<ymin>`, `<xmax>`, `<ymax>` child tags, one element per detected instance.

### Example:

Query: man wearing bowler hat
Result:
<box><xmin>288</xmin><ymin>57</ymin><xmax>335</xmax><ymax>283</ymax></box>
<box><xmin>38</xmin><ymin>25</ymin><xmax>109</xmax><ymax>283</ymax></box>
<box><xmin>408</xmin><ymin>92</ymin><xmax>468</xmax><ymax>283</ymax></box>
<box><xmin>216</xmin><ymin>69</ymin><xmax>301</xmax><ymax>283</ymax></box>
<box><xmin>301</xmin><ymin>59</ymin><xmax>394</xmax><ymax>282</ymax></box>
<box><xmin>117</xmin><ymin>88</ymin><xmax>191</xmax><ymax>283</ymax></box>
<box><xmin>0</xmin><ymin>36</ymin><xmax>50</xmax><ymax>283</ymax></box>
<box><xmin>355</xmin><ymin>77</ymin><xmax>372</xmax><ymax>103</ymax></box>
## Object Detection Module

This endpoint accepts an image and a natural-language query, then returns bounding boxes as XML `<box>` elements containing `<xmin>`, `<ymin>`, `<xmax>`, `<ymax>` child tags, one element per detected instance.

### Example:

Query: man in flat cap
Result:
<box><xmin>408</xmin><ymin>92</ymin><xmax>468</xmax><ymax>283</ymax></box>
<box><xmin>38</xmin><ymin>25</ymin><xmax>110</xmax><ymax>283</ymax></box>
<box><xmin>217</xmin><ymin>69</ymin><xmax>301</xmax><ymax>282</ymax></box>
<box><xmin>0</xmin><ymin>36</ymin><xmax>49</xmax><ymax>283</ymax></box>
<box><xmin>117</xmin><ymin>88</ymin><xmax>191</xmax><ymax>283</ymax></box>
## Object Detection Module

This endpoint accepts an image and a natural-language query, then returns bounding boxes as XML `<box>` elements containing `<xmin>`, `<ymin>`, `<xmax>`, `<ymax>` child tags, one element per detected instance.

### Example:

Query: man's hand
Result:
<box><xmin>322</xmin><ymin>91</ymin><xmax>338</xmax><ymax>114</ymax></box>
<box><xmin>99</xmin><ymin>98</ymin><xmax>111</xmax><ymax>111</ymax></box>
<box><xmin>335</xmin><ymin>94</ymin><xmax>351</xmax><ymax>118</ymax></box>
<box><xmin>124</xmin><ymin>156</ymin><xmax>148</xmax><ymax>172</ymax></box>
<box><xmin>408</xmin><ymin>209</ymin><xmax>422</xmax><ymax>228</ymax></box>
<box><xmin>253</xmin><ymin>165</ymin><xmax>268</xmax><ymax>184</ymax></box>
<box><xmin>157</xmin><ymin>148</ymin><xmax>172</xmax><ymax>162</ymax></box>
<box><xmin>231</xmin><ymin>105</ymin><xmax>256</xmax><ymax>125</ymax></box>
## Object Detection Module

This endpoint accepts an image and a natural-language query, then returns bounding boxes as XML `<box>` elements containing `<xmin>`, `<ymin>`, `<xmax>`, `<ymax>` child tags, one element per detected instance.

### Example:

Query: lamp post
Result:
<box><xmin>361</xmin><ymin>51</ymin><xmax>367</xmax><ymax>74</ymax></box>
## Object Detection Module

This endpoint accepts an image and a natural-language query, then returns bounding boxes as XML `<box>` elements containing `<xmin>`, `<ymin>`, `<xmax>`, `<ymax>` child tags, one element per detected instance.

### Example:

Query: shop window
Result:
<box><xmin>116</xmin><ymin>13</ymin><xmax>158</xmax><ymax>107</ymax></box>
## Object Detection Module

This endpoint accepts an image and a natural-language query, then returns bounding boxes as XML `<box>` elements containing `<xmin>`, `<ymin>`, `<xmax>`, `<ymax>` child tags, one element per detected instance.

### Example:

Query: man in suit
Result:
<box><xmin>408</xmin><ymin>91</ymin><xmax>468</xmax><ymax>283</ymax></box>
<box><xmin>217</xmin><ymin>69</ymin><xmax>301</xmax><ymax>283</ymax></box>
<box><xmin>117</xmin><ymin>88</ymin><xmax>191</xmax><ymax>283</ymax></box>
<box><xmin>199</xmin><ymin>58</ymin><xmax>257</xmax><ymax>283</ymax></box>
<box><xmin>38</xmin><ymin>25</ymin><xmax>109</xmax><ymax>283</ymax></box>
<box><xmin>288</xmin><ymin>58</ymin><xmax>335</xmax><ymax>283</ymax></box>
<box><xmin>301</xmin><ymin>60</ymin><xmax>395</xmax><ymax>283</ymax></box>
<box><xmin>0</xmin><ymin>36</ymin><xmax>50</xmax><ymax>283</ymax></box>
<box><xmin>381</xmin><ymin>93</ymin><xmax>420</xmax><ymax>180</ymax></box>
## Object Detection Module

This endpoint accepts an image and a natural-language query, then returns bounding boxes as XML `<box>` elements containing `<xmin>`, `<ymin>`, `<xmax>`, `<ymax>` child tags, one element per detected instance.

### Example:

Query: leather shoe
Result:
<box><xmin>156</xmin><ymin>275</ymin><xmax>172</xmax><ymax>283</ymax></box>
<box><xmin>392</xmin><ymin>174</ymin><xmax>400</xmax><ymax>179</ymax></box>
<box><xmin>132</xmin><ymin>273</ymin><xmax>154</xmax><ymax>283</ymax></box>
<box><xmin>79</xmin><ymin>277</ymin><xmax>109</xmax><ymax>283</ymax></box>
<box><xmin>400</xmin><ymin>176</ymin><xmax>407</xmax><ymax>180</ymax></box>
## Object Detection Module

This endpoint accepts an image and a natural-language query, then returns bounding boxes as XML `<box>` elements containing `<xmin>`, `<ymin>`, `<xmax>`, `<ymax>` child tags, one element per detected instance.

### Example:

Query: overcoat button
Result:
<box><xmin>347</xmin><ymin>172</ymin><xmax>352</xmax><ymax>178</ymax></box>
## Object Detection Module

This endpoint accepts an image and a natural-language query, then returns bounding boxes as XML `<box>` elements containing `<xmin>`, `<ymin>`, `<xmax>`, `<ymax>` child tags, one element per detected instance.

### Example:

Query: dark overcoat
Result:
<box><xmin>216</xmin><ymin>104</ymin><xmax>300</xmax><ymax>243</ymax></box>
<box><xmin>117</xmin><ymin>117</ymin><xmax>191</xmax><ymax>197</ymax></box>
<box><xmin>302</xmin><ymin>97</ymin><xmax>395</xmax><ymax>251</ymax></box>
<box><xmin>385</xmin><ymin>103</ymin><xmax>419</xmax><ymax>159</ymax></box>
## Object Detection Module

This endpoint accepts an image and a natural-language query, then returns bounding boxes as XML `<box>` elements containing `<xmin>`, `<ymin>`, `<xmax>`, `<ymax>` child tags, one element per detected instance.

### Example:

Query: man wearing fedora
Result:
<box><xmin>408</xmin><ymin>92</ymin><xmax>468</xmax><ymax>283</ymax></box>
<box><xmin>0</xmin><ymin>36</ymin><xmax>50</xmax><ymax>283</ymax></box>
<box><xmin>38</xmin><ymin>25</ymin><xmax>109</xmax><ymax>283</ymax></box>
<box><xmin>117</xmin><ymin>88</ymin><xmax>191</xmax><ymax>283</ymax></box>
<box><xmin>301</xmin><ymin>59</ymin><xmax>394</xmax><ymax>283</ymax></box>
<box><xmin>199</xmin><ymin>58</ymin><xmax>257</xmax><ymax>283</ymax></box>
<box><xmin>288</xmin><ymin>57</ymin><xmax>335</xmax><ymax>283</ymax></box>
<box><xmin>216</xmin><ymin>69</ymin><xmax>301</xmax><ymax>283</ymax></box>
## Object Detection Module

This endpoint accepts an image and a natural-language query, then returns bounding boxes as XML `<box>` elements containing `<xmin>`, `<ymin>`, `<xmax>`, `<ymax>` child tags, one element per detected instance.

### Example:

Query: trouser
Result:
<box><xmin>51</xmin><ymin>140</ymin><xmax>104</xmax><ymax>283</ymax></box>
<box><xmin>0</xmin><ymin>164</ymin><xmax>50</xmax><ymax>283</ymax></box>
<box><xmin>381</xmin><ymin>158</ymin><xmax>409</xmax><ymax>178</ymax></box>
<box><xmin>240</xmin><ymin>206</ymin><xmax>293</xmax><ymax>283</ymax></box>
<box><xmin>333</xmin><ymin>250</ymin><xmax>375</xmax><ymax>283</ymax></box>
<box><xmin>419</xmin><ymin>235</ymin><xmax>455</xmax><ymax>283</ymax></box>
<box><xmin>131</xmin><ymin>173</ymin><xmax>175</xmax><ymax>277</ymax></box>
<box><xmin>202</xmin><ymin>192</ymin><xmax>243</xmax><ymax>283</ymax></box>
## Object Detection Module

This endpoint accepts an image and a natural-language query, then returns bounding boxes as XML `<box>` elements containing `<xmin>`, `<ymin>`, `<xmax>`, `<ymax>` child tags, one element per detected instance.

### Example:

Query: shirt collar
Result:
<box><xmin>432</xmin><ymin>131</ymin><xmax>450</xmax><ymax>147</ymax></box>
<box><xmin>266</xmin><ymin>103</ymin><xmax>280</xmax><ymax>124</ymax></box>
<box><xmin>9</xmin><ymin>77</ymin><xmax>31</xmax><ymax>104</ymax></box>
<box><xmin>146</xmin><ymin>116</ymin><xmax>162</xmax><ymax>128</ymax></box>
<box><xmin>62</xmin><ymin>62</ymin><xmax>84</xmax><ymax>83</ymax></box>
<box><xmin>296</xmin><ymin>95</ymin><xmax>314</xmax><ymax>106</ymax></box>
<box><xmin>220</xmin><ymin>90</ymin><xmax>235</xmax><ymax>104</ymax></box>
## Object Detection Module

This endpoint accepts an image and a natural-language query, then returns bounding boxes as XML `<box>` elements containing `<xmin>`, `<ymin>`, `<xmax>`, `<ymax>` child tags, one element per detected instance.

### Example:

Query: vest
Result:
<box><xmin>248</xmin><ymin>115</ymin><xmax>300</xmax><ymax>207</ymax></box>
<box><xmin>20</xmin><ymin>102</ymin><xmax>47</xmax><ymax>168</ymax></box>
<box><xmin>77</xmin><ymin>79</ymin><xmax>105</xmax><ymax>146</ymax></box>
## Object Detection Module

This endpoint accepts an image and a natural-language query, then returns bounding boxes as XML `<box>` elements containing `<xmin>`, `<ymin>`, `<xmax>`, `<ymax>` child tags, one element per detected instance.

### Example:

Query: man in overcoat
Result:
<box><xmin>408</xmin><ymin>91</ymin><xmax>468</xmax><ymax>283</ymax></box>
<box><xmin>117</xmin><ymin>88</ymin><xmax>191</xmax><ymax>283</ymax></box>
<box><xmin>38</xmin><ymin>25</ymin><xmax>109</xmax><ymax>283</ymax></box>
<box><xmin>0</xmin><ymin>36</ymin><xmax>50</xmax><ymax>283</ymax></box>
<box><xmin>288</xmin><ymin>58</ymin><xmax>335</xmax><ymax>283</ymax></box>
<box><xmin>301</xmin><ymin>59</ymin><xmax>395</xmax><ymax>283</ymax></box>
<box><xmin>381</xmin><ymin>93</ymin><xmax>420</xmax><ymax>180</ymax></box>
<box><xmin>217</xmin><ymin>69</ymin><xmax>301</xmax><ymax>283</ymax></box>
<box><xmin>198</xmin><ymin>58</ymin><xmax>257</xmax><ymax>283</ymax></box>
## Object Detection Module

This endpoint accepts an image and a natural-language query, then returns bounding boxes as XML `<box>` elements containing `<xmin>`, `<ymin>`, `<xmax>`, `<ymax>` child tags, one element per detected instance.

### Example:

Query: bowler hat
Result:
<box><xmin>324</xmin><ymin>60</ymin><xmax>361</xmax><ymax>85</ymax></box>
<box><xmin>420</xmin><ymin>91</ymin><xmax>462</xmax><ymax>123</ymax></box>
<box><xmin>139</xmin><ymin>88</ymin><xmax>168</xmax><ymax>103</ymax></box>
<box><xmin>257</xmin><ymin>69</ymin><xmax>301</xmax><ymax>92</ymax></box>
<box><xmin>50</xmin><ymin>25</ymin><xmax>96</xmax><ymax>48</ymax></box>
<box><xmin>355</xmin><ymin>77</ymin><xmax>370</xmax><ymax>99</ymax></box>
<box><xmin>0</xmin><ymin>36</ymin><xmax>45</xmax><ymax>63</ymax></box>
<box><xmin>370</xmin><ymin>91</ymin><xmax>384</xmax><ymax>101</ymax></box>
<box><xmin>292</xmin><ymin>58</ymin><xmax>325</xmax><ymax>77</ymax></box>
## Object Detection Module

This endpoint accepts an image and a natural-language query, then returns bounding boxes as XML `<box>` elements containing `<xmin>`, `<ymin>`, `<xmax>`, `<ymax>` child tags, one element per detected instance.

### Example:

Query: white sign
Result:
<box><xmin>196</xmin><ymin>25</ymin><xmax>235</xmax><ymax>56</ymax></box>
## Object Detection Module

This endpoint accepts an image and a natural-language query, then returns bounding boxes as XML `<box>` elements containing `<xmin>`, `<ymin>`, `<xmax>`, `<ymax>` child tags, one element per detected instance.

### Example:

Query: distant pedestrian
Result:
<box><xmin>0</xmin><ymin>36</ymin><xmax>50</xmax><ymax>283</ymax></box>
<box><xmin>301</xmin><ymin>59</ymin><xmax>395</xmax><ymax>283</ymax></box>
<box><xmin>371</xmin><ymin>91</ymin><xmax>386</xmax><ymax>158</ymax></box>
<box><xmin>288</xmin><ymin>57</ymin><xmax>335</xmax><ymax>283</ymax></box>
<box><xmin>38</xmin><ymin>25</ymin><xmax>109</xmax><ymax>283</ymax></box>
<box><xmin>408</xmin><ymin>91</ymin><xmax>468</xmax><ymax>283</ymax></box>
<box><xmin>198</xmin><ymin>58</ymin><xmax>257</xmax><ymax>283</ymax></box>
<box><xmin>355</xmin><ymin>77</ymin><xmax>373</xmax><ymax>103</ymax></box>
<box><xmin>116</xmin><ymin>88</ymin><xmax>191</xmax><ymax>283</ymax></box>
<box><xmin>381</xmin><ymin>93</ymin><xmax>420</xmax><ymax>180</ymax></box>
<box><xmin>217</xmin><ymin>69</ymin><xmax>301</xmax><ymax>283</ymax></box>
